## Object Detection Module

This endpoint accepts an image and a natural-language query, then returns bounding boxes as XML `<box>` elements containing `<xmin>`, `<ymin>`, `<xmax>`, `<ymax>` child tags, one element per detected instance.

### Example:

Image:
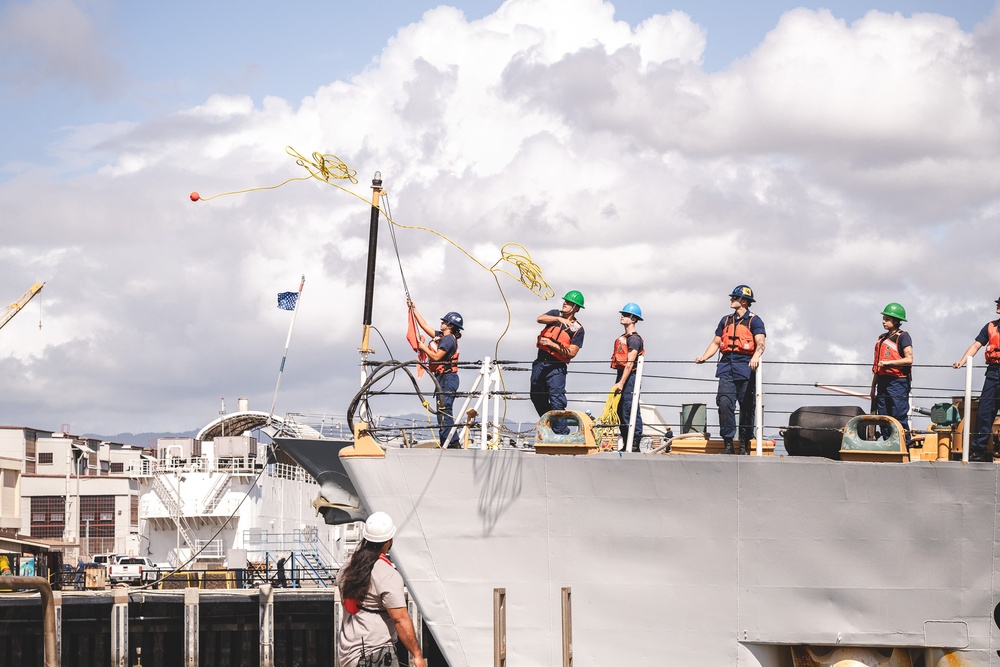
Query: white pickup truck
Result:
<box><xmin>108</xmin><ymin>556</ymin><xmax>158</xmax><ymax>585</ymax></box>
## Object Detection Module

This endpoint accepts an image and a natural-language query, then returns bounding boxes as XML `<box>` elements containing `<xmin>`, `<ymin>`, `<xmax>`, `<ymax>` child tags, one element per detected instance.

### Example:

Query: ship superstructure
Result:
<box><xmin>136</xmin><ymin>402</ymin><xmax>353</xmax><ymax>582</ymax></box>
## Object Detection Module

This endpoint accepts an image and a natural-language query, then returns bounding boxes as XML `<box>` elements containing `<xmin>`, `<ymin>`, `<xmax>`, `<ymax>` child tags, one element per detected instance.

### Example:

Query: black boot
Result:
<box><xmin>739</xmin><ymin>441</ymin><xmax>750</xmax><ymax>455</ymax></box>
<box><xmin>722</xmin><ymin>438</ymin><xmax>734</xmax><ymax>455</ymax></box>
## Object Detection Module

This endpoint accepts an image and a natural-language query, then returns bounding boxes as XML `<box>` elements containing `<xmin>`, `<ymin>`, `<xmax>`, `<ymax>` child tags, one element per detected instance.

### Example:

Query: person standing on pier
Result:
<box><xmin>531</xmin><ymin>290</ymin><xmax>586</xmax><ymax>435</ymax></box>
<box><xmin>74</xmin><ymin>556</ymin><xmax>85</xmax><ymax>591</ymax></box>
<box><xmin>872</xmin><ymin>303</ymin><xmax>913</xmax><ymax>447</ymax></box>
<box><xmin>275</xmin><ymin>555</ymin><xmax>288</xmax><ymax>588</ymax></box>
<box><xmin>337</xmin><ymin>512</ymin><xmax>426</xmax><ymax>667</ymax></box>
<box><xmin>952</xmin><ymin>296</ymin><xmax>1000</xmax><ymax>462</ymax></box>
<box><xmin>612</xmin><ymin>303</ymin><xmax>645</xmax><ymax>452</ymax></box>
<box><xmin>409</xmin><ymin>301</ymin><xmax>464</xmax><ymax>448</ymax></box>
<box><xmin>695</xmin><ymin>285</ymin><xmax>766</xmax><ymax>455</ymax></box>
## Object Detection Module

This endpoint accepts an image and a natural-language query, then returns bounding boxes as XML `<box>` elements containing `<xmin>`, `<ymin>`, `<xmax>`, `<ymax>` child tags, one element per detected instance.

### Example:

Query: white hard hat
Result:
<box><xmin>362</xmin><ymin>511</ymin><xmax>396</xmax><ymax>543</ymax></box>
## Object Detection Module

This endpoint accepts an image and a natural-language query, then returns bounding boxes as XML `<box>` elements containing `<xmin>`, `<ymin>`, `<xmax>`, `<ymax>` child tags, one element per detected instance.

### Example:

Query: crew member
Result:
<box><xmin>612</xmin><ymin>303</ymin><xmax>644</xmax><ymax>452</ymax></box>
<box><xmin>410</xmin><ymin>301</ymin><xmax>464</xmax><ymax>448</ymax></box>
<box><xmin>337</xmin><ymin>512</ymin><xmax>426</xmax><ymax>667</ymax></box>
<box><xmin>952</xmin><ymin>296</ymin><xmax>1000</xmax><ymax>462</ymax></box>
<box><xmin>695</xmin><ymin>285</ymin><xmax>766</xmax><ymax>455</ymax></box>
<box><xmin>275</xmin><ymin>555</ymin><xmax>288</xmax><ymax>588</ymax></box>
<box><xmin>531</xmin><ymin>290</ymin><xmax>586</xmax><ymax>435</ymax></box>
<box><xmin>872</xmin><ymin>302</ymin><xmax>913</xmax><ymax>447</ymax></box>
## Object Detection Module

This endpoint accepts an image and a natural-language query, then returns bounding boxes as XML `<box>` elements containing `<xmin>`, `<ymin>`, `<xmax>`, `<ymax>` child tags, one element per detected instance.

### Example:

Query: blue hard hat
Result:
<box><xmin>619</xmin><ymin>303</ymin><xmax>643</xmax><ymax>321</ymax></box>
<box><xmin>441</xmin><ymin>311</ymin><xmax>464</xmax><ymax>330</ymax></box>
<box><xmin>730</xmin><ymin>285</ymin><xmax>755</xmax><ymax>303</ymax></box>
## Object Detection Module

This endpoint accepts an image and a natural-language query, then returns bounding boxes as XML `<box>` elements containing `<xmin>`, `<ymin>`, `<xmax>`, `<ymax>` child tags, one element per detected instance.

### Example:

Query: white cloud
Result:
<box><xmin>1</xmin><ymin>0</ymin><xmax>999</xmax><ymax>434</ymax></box>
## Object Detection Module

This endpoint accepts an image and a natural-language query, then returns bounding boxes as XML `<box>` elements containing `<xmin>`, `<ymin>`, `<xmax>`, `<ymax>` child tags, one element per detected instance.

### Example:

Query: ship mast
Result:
<box><xmin>358</xmin><ymin>172</ymin><xmax>384</xmax><ymax>419</ymax></box>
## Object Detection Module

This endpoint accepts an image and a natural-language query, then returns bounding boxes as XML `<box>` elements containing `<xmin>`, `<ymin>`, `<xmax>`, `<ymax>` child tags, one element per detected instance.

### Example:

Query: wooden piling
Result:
<box><xmin>561</xmin><ymin>587</ymin><xmax>572</xmax><ymax>667</ymax></box>
<box><xmin>183</xmin><ymin>587</ymin><xmax>199</xmax><ymax>667</ymax></box>
<box><xmin>259</xmin><ymin>584</ymin><xmax>274</xmax><ymax>667</ymax></box>
<box><xmin>493</xmin><ymin>587</ymin><xmax>506</xmax><ymax>667</ymax></box>
<box><xmin>111</xmin><ymin>588</ymin><xmax>128</xmax><ymax>667</ymax></box>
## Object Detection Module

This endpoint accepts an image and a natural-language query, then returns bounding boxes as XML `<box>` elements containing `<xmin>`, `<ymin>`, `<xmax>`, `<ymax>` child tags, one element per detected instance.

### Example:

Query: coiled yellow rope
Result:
<box><xmin>594</xmin><ymin>388</ymin><xmax>622</xmax><ymax>450</ymax></box>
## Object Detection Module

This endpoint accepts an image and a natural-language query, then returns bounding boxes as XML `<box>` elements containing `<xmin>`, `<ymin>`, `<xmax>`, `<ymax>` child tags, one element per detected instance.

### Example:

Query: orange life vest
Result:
<box><xmin>344</xmin><ymin>554</ymin><xmax>394</xmax><ymax>615</ymax></box>
<box><xmin>428</xmin><ymin>334</ymin><xmax>459</xmax><ymax>374</ymax></box>
<box><xmin>720</xmin><ymin>314</ymin><xmax>757</xmax><ymax>355</ymax></box>
<box><xmin>873</xmin><ymin>330</ymin><xmax>909</xmax><ymax>377</ymax></box>
<box><xmin>537</xmin><ymin>322</ymin><xmax>580</xmax><ymax>364</ymax></box>
<box><xmin>611</xmin><ymin>333</ymin><xmax>644</xmax><ymax>369</ymax></box>
<box><xmin>985</xmin><ymin>322</ymin><xmax>1000</xmax><ymax>365</ymax></box>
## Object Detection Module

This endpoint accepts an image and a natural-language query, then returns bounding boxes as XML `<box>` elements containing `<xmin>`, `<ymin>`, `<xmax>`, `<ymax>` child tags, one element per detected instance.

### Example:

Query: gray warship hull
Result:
<box><xmin>328</xmin><ymin>447</ymin><xmax>995</xmax><ymax>666</ymax></box>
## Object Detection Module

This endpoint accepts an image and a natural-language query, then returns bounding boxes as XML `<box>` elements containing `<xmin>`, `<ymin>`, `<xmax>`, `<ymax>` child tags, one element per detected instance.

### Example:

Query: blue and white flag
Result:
<box><xmin>277</xmin><ymin>292</ymin><xmax>299</xmax><ymax>311</ymax></box>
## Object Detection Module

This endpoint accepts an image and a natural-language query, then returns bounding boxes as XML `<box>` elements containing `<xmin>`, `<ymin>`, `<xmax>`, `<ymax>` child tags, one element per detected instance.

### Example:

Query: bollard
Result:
<box><xmin>112</xmin><ymin>588</ymin><xmax>129</xmax><ymax>667</ymax></box>
<box><xmin>260</xmin><ymin>583</ymin><xmax>274</xmax><ymax>667</ymax></box>
<box><xmin>183</xmin><ymin>587</ymin><xmax>199</xmax><ymax>667</ymax></box>
<box><xmin>493</xmin><ymin>588</ymin><xmax>506</xmax><ymax>667</ymax></box>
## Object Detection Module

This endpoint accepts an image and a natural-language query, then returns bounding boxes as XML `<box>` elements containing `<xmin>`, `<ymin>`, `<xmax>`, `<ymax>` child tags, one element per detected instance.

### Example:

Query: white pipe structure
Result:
<box><xmin>625</xmin><ymin>356</ymin><xmax>646</xmax><ymax>453</ymax></box>
<box><xmin>443</xmin><ymin>357</ymin><xmax>501</xmax><ymax>449</ymax></box>
<box><xmin>755</xmin><ymin>361</ymin><xmax>764</xmax><ymax>456</ymax></box>
<box><xmin>814</xmin><ymin>383</ymin><xmax>871</xmax><ymax>400</ymax></box>
<box><xmin>493</xmin><ymin>370</ymin><xmax>502</xmax><ymax>446</ymax></box>
<box><xmin>481</xmin><ymin>356</ymin><xmax>492</xmax><ymax>450</ymax></box>
<box><xmin>963</xmin><ymin>355</ymin><xmax>973</xmax><ymax>463</ymax></box>
<box><xmin>444</xmin><ymin>360</ymin><xmax>487</xmax><ymax>446</ymax></box>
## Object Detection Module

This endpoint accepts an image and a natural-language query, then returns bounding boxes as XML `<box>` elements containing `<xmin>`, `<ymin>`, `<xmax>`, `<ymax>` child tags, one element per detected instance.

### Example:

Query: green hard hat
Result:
<box><xmin>563</xmin><ymin>290</ymin><xmax>585</xmax><ymax>309</ymax></box>
<box><xmin>881</xmin><ymin>302</ymin><xmax>907</xmax><ymax>322</ymax></box>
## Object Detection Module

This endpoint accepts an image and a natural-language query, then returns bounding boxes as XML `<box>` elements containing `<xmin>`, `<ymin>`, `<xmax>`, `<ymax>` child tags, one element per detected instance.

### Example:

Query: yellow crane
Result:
<box><xmin>0</xmin><ymin>282</ymin><xmax>45</xmax><ymax>332</ymax></box>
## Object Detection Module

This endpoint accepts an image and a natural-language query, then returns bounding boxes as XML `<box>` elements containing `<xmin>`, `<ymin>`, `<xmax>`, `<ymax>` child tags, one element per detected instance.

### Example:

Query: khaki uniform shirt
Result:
<box><xmin>337</xmin><ymin>556</ymin><xmax>406</xmax><ymax>667</ymax></box>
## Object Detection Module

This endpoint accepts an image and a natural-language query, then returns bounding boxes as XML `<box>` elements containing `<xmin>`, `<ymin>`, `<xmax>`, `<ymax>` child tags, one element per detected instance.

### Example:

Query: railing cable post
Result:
<box><xmin>481</xmin><ymin>357</ymin><xmax>492</xmax><ymax>450</ymax></box>
<box><xmin>964</xmin><ymin>355</ymin><xmax>973</xmax><ymax>462</ymax></box>
<box><xmin>754</xmin><ymin>360</ymin><xmax>764</xmax><ymax>455</ymax></box>
<box><xmin>626</xmin><ymin>357</ymin><xmax>645</xmax><ymax>452</ymax></box>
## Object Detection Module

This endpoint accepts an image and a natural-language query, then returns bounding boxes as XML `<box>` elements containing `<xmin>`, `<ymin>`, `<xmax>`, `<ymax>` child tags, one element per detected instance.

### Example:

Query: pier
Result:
<box><xmin>0</xmin><ymin>584</ymin><xmax>443</xmax><ymax>667</ymax></box>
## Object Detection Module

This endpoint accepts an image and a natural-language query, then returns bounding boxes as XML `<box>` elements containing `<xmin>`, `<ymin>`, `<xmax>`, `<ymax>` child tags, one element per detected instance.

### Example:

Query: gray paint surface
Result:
<box><xmin>330</xmin><ymin>450</ymin><xmax>1000</xmax><ymax>665</ymax></box>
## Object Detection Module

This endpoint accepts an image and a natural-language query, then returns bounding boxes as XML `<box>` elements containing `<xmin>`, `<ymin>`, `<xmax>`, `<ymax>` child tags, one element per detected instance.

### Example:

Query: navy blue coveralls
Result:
<box><xmin>432</xmin><ymin>332</ymin><xmax>461</xmax><ymax>448</ymax></box>
<box><xmin>873</xmin><ymin>330</ymin><xmax>913</xmax><ymax>446</ymax></box>
<box><xmin>714</xmin><ymin>312</ymin><xmax>766</xmax><ymax>446</ymax></box>
<box><xmin>531</xmin><ymin>310</ymin><xmax>585</xmax><ymax>435</ymax></box>
<box><xmin>971</xmin><ymin>322</ymin><xmax>1000</xmax><ymax>459</ymax></box>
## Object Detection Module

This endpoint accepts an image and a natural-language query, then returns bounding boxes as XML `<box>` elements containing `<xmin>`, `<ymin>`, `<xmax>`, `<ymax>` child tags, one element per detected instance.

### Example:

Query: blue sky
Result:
<box><xmin>1</xmin><ymin>0</ymin><xmax>999</xmax><ymax>434</ymax></box>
